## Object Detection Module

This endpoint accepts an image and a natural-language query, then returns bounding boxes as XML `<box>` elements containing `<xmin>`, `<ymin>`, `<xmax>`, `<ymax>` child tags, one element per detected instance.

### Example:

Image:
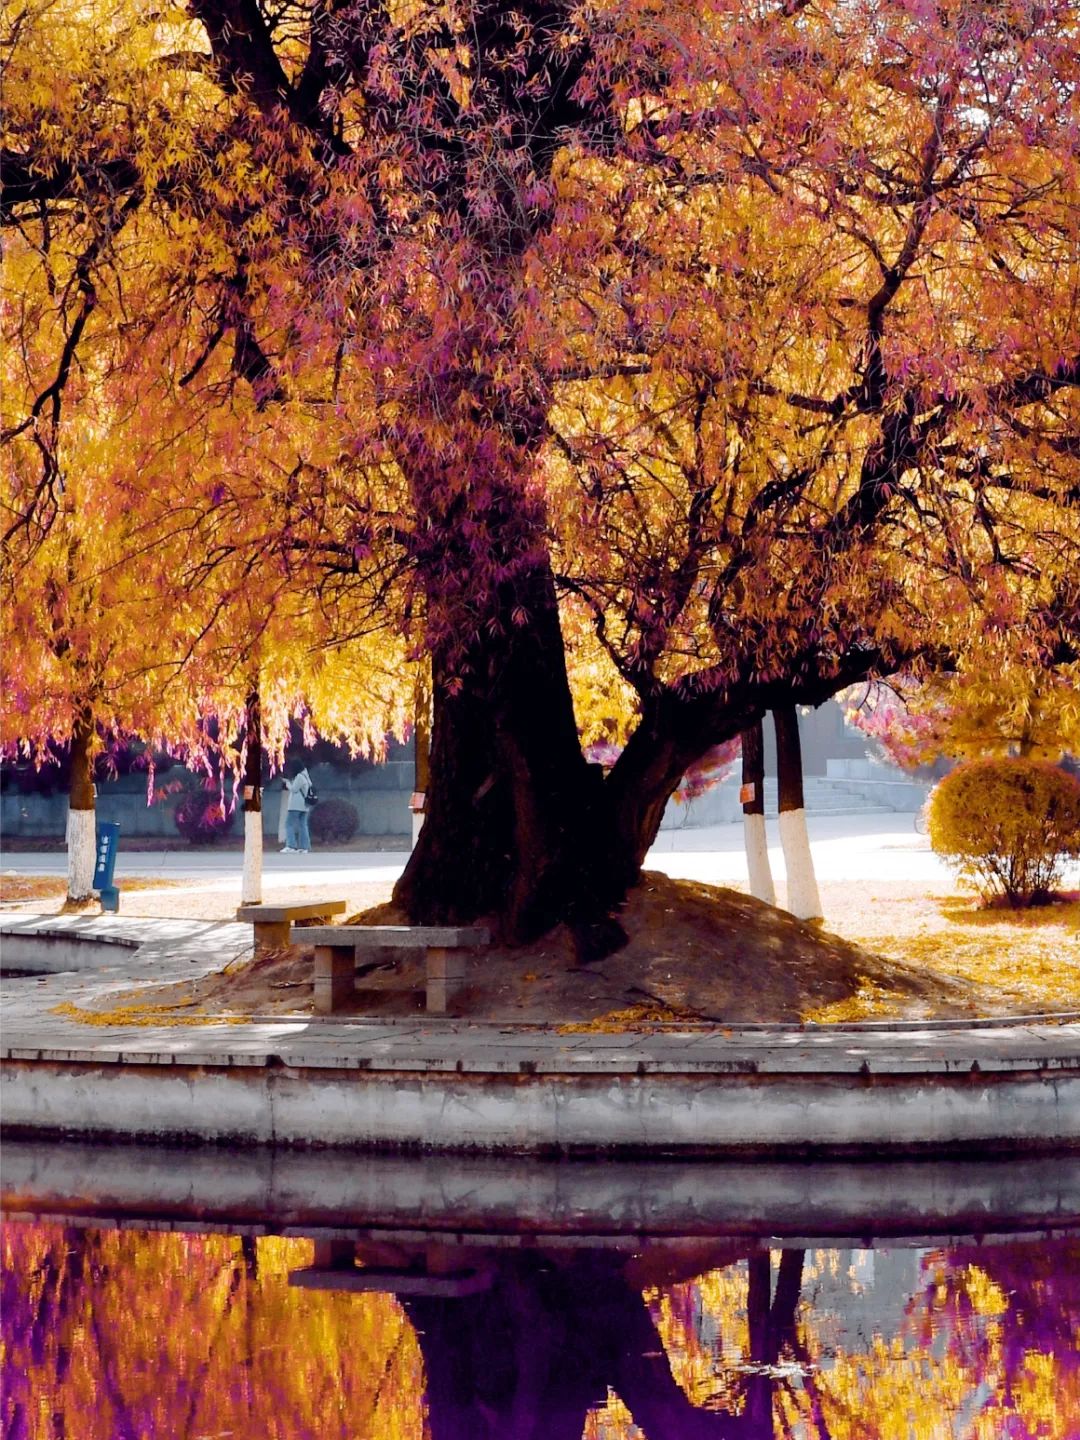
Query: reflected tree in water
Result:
<box><xmin>397</xmin><ymin>1247</ymin><xmax>804</xmax><ymax>1439</ymax></box>
<box><xmin>2</xmin><ymin>1226</ymin><xmax>86</xmax><ymax>1440</ymax></box>
<box><xmin>4</xmin><ymin>1223</ymin><xmax>1078</xmax><ymax>1439</ymax></box>
<box><xmin>909</xmin><ymin>1239</ymin><xmax>1080</xmax><ymax>1438</ymax></box>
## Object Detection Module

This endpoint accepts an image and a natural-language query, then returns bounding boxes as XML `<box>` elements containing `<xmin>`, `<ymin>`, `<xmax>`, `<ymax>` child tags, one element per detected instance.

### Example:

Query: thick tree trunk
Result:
<box><xmin>399</xmin><ymin>630</ymin><xmax>867</xmax><ymax>946</ymax></box>
<box><xmin>395</xmin><ymin>386</ymin><xmax>876</xmax><ymax>951</ymax></box>
<box><xmin>394</xmin><ymin>561</ymin><xmax>624</xmax><ymax>954</ymax></box>
<box><xmin>397</xmin><ymin>604</ymin><xmax>779</xmax><ymax>949</ymax></box>
<box><xmin>66</xmin><ymin>705</ymin><xmax>96</xmax><ymax>902</ymax></box>
<box><xmin>741</xmin><ymin>719</ymin><xmax>776</xmax><ymax>905</ymax></box>
<box><xmin>402</xmin><ymin>1251</ymin><xmax>744</xmax><ymax>1440</ymax></box>
<box><xmin>774</xmin><ymin>704</ymin><xmax>823</xmax><ymax>922</ymax></box>
<box><xmin>241</xmin><ymin>684</ymin><xmax>262</xmax><ymax>905</ymax></box>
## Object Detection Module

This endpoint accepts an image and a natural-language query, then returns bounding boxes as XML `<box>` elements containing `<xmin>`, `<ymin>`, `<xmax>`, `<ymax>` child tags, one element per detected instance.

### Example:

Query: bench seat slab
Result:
<box><xmin>299</xmin><ymin>924</ymin><xmax>490</xmax><ymax>949</ymax></box>
<box><xmin>237</xmin><ymin>901</ymin><xmax>347</xmax><ymax>924</ymax></box>
<box><xmin>289</xmin><ymin>1266</ymin><xmax>492</xmax><ymax>1298</ymax></box>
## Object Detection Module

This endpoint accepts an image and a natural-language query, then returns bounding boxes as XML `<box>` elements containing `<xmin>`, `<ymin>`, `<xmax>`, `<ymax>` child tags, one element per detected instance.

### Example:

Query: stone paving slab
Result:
<box><xmin>6</xmin><ymin>1012</ymin><xmax>1080</xmax><ymax>1075</ymax></box>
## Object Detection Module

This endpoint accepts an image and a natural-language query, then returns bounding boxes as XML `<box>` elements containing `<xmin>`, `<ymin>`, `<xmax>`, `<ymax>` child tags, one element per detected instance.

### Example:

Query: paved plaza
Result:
<box><xmin>1</xmin><ymin>812</ymin><xmax>961</xmax><ymax>893</ymax></box>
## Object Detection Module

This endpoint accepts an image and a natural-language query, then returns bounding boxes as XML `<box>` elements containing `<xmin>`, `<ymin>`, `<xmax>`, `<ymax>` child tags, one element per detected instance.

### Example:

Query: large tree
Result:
<box><xmin>3</xmin><ymin>0</ymin><xmax>1078</xmax><ymax>950</ymax></box>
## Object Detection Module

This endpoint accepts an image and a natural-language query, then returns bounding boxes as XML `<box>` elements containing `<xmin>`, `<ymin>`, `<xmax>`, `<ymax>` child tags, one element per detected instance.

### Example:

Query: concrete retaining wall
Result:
<box><xmin>4</xmin><ymin>1056</ymin><xmax>1077</xmax><ymax>1158</ymax></box>
<box><xmin>0</xmin><ymin>931</ymin><xmax>138</xmax><ymax>973</ymax></box>
<box><xmin>4</xmin><ymin>915</ymin><xmax>1078</xmax><ymax>1161</ymax></box>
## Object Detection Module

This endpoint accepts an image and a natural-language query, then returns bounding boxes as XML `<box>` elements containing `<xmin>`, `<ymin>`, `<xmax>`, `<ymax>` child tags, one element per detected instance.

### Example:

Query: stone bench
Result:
<box><xmin>288</xmin><ymin>1239</ymin><xmax>493</xmax><ymax>1297</ymax></box>
<box><xmin>288</xmin><ymin>1264</ymin><xmax>492</xmax><ymax>1298</ymax></box>
<box><xmin>236</xmin><ymin>901</ymin><xmax>347</xmax><ymax>954</ymax></box>
<box><xmin>298</xmin><ymin>924</ymin><xmax>491</xmax><ymax>1014</ymax></box>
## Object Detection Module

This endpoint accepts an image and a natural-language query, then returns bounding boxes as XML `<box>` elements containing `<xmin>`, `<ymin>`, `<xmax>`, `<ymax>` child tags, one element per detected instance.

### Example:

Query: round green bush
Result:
<box><xmin>309</xmin><ymin>796</ymin><xmax>359</xmax><ymax>844</ymax></box>
<box><xmin>173</xmin><ymin>786</ymin><xmax>233</xmax><ymax>844</ymax></box>
<box><xmin>927</xmin><ymin>758</ymin><xmax>1080</xmax><ymax>906</ymax></box>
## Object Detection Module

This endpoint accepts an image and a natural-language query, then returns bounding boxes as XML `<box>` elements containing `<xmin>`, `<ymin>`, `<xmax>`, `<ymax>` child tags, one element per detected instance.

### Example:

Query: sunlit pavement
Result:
<box><xmin>0</xmin><ymin>845</ymin><xmax>408</xmax><ymax>891</ymax></box>
<box><xmin>649</xmin><ymin>812</ymin><xmax>951</xmax><ymax>886</ymax></box>
<box><xmin>0</xmin><ymin>812</ymin><xmax>961</xmax><ymax>892</ymax></box>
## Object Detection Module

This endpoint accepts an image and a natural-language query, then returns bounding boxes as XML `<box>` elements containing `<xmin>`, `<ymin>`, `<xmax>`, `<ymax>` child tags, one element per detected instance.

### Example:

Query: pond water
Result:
<box><xmin>3</xmin><ymin>1214</ymin><xmax>1078</xmax><ymax>1438</ymax></box>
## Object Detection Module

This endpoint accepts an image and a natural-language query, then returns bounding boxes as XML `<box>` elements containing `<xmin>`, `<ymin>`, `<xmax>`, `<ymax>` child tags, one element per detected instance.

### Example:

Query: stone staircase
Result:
<box><xmin>761</xmin><ymin>776</ymin><xmax>897</xmax><ymax>816</ymax></box>
<box><xmin>661</xmin><ymin>758</ymin><xmax>930</xmax><ymax>830</ymax></box>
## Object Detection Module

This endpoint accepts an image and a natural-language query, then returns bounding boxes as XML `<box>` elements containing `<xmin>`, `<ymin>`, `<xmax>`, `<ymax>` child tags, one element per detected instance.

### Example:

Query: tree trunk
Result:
<box><xmin>412</xmin><ymin>659</ymin><xmax>431</xmax><ymax>850</ymax></box>
<box><xmin>774</xmin><ymin>704</ymin><xmax>823</xmax><ymax>922</ymax></box>
<box><xmin>394</xmin><ymin>560</ymin><xmax>625</xmax><ymax>956</ymax></box>
<box><xmin>240</xmin><ymin>683</ymin><xmax>262</xmax><ymax>905</ymax></box>
<box><xmin>399</xmin><ymin>635</ymin><xmax>866</xmax><ymax>946</ymax></box>
<box><xmin>66</xmin><ymin>705</ymin><xmax>96</xmax><ymax>902</ymax></box>
<box><xmin>396</xmin><ymin>602</ymin><xmax>790</xmax><ymax>951</ymax></box>
<box><xmin>395</xmin><ymin>402</ymin><xmax>874</xmax><ymax>953</ymax></box>
<box><xmin>403</xmin><ymin>1251</ymin><xmax>744</xmax><ymax>1440</ymax></box>
<box><xmin>741</xmin><ymin>719</ymin><xmax>776</xmax><ymax>905</ymax></box>
<box><xmin>606</xmin><ymin>688</ymin><xmax>763</xmax><ymax>878</ymax></box>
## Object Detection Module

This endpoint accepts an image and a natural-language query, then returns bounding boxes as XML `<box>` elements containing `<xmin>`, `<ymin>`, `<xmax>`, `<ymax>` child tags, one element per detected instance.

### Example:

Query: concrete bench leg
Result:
<box><xmin>314</xmin><ymin>945</ymin><xmax>355</xmax><ymax>1014</ymax></box>
<box><xmin>253</xmin><ymin>920</ymin><xmax>292</xmax><ymax>954</ymax></box>
<box><xmin>313</xmin><ymin>1239</ymin><xmax>356</xmax><ymax>1268</ymax></box>
<box><xmin>426</xmin><ymin>947</ymin><xmax>465</xmax><ymax>1014</ymax></box>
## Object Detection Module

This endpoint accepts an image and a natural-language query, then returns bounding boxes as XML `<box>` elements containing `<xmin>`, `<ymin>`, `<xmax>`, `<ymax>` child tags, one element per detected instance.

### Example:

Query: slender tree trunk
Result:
<box><xmin>774</xmin><ymin>704</ymin><xmax>823</xmax><ymax>922</ymax></box>
<box><xmin>745</xmin><ymin>1253</ymin><xmax>774</xmax><ymax>1431</ymax></box>
<box><xmin>412</xmin><ymin>660</ymin><xmax>431</xmax><ymax>850</ymax></box>
<box><xmin>741</xmin><ymin>719</ymin><xmax>776</xmax><ymax>905</ymax></box>
<box><xmin>241</xmin><ymin>683</ymin><xmax>262</xmax><ymax>905</ymax></box>
<box><xmin>66</xmin><ymin>704</ymin><xmax>96</xmax><ymax>902</ymax></box>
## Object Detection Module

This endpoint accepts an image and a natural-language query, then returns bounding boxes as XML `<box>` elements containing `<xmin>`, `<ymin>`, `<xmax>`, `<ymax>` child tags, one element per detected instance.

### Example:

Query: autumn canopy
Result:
<box><xmin>2</xmin><ymin>0</ymin><xmax>1078</xmax><ymax>946</ymax></box>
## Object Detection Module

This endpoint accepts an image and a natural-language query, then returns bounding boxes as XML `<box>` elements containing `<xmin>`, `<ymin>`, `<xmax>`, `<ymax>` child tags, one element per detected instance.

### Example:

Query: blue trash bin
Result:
<box><xmin>93</xmin><ymin>821</ymin><xmax>121</xmax><ymax>912</ymax></box>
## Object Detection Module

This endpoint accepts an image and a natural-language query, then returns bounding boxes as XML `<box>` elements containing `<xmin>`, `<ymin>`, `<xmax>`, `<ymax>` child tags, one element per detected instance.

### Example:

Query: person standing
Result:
<box><xmin>282</xmin><ymin>765</ymin><xmax>313</xmax><ymax>853</ymax></box>
<box><xmin>277</xmin><ymin>778</ymin><xmax>289</xmax><ymax>847</ymax></box>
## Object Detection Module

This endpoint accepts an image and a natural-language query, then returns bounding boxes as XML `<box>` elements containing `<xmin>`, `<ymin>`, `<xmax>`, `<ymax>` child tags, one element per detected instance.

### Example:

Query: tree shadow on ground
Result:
<box><xmin>937</xmin><ymin>894</ymin><xmax>1080</xmax><ymax>928</ymax></box>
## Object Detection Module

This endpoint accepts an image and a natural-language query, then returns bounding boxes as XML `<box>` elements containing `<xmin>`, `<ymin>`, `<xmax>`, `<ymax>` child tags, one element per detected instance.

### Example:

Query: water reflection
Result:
<box><xmin>2</xmin><ymin>1222</ymin><xmax>1077</xmax><ymax>1438</ymax></box>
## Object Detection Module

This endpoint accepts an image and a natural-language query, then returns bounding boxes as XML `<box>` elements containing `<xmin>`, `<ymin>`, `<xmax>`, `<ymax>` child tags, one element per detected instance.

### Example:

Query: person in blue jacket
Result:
<box><xmin>282</xmin><ymin>765</ymin><xmax>313</xmax><ymax>853</ymax></box>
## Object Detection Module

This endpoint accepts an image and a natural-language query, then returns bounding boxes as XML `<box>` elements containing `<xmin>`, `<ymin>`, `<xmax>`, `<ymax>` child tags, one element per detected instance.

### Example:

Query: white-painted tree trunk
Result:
<box><xmin>778</xmin><ymin>808</ymin><xmax>823</xmax><ymax>922</ymax></box>
<box><xmin>66</xmin><ymin>808</ymin><xmax>96</xmax><ymax>901</ymax></box>
<box><xmin>242</xmin><ymin>810</ymin><xmax>263</xmax><ymax>904</ymax></box>
<box><xmin>742</xmin><ymin>812</ymin><xmax>777</xmax><ymax>905</ymax></box>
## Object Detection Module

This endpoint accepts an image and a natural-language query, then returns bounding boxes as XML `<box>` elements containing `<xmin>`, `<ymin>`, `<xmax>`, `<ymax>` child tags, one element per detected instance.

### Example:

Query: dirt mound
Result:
<box><xmin>164</xmin><ymin>872</ymin><xmax>989</xmax><ymax>1025</ymax></box>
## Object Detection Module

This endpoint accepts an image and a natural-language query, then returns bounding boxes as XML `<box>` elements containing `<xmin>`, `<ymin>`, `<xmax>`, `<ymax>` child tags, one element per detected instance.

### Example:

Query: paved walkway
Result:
<box><xmin>1</xmin><ymin>813</ymin><xmax>973</xmax><ymax>891</ymax></box>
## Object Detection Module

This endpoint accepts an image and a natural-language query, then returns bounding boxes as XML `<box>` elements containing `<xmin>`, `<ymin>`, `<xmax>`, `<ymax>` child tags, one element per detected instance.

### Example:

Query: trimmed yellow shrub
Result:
<box><xmin>928</xmin><ymin>758</ymin><xmax>1080</xmax><ymax>907</ymax></box>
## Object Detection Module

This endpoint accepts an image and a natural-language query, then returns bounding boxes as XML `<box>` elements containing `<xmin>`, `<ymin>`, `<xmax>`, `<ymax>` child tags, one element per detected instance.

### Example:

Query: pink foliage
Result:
<box><xmin>587</xmin><ymin>737</ymin><xmax>740</xmax><ymax>802</ymax></box>
<box><xmin>844</xmin><ymin>683</ymin><xmax>938</xmax><ymax>771</ymax></box>
<box><xmin>673</xmin><ymin>738</ymin><xmax>741</xmax><ymax>803</ymax></box>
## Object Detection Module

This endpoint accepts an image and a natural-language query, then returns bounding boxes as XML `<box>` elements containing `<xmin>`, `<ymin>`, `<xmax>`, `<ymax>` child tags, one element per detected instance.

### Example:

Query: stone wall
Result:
<box><xmin>0</xmin><ymin>742</ymin><xmax>415</xmax><ymax>841</ymax></box>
